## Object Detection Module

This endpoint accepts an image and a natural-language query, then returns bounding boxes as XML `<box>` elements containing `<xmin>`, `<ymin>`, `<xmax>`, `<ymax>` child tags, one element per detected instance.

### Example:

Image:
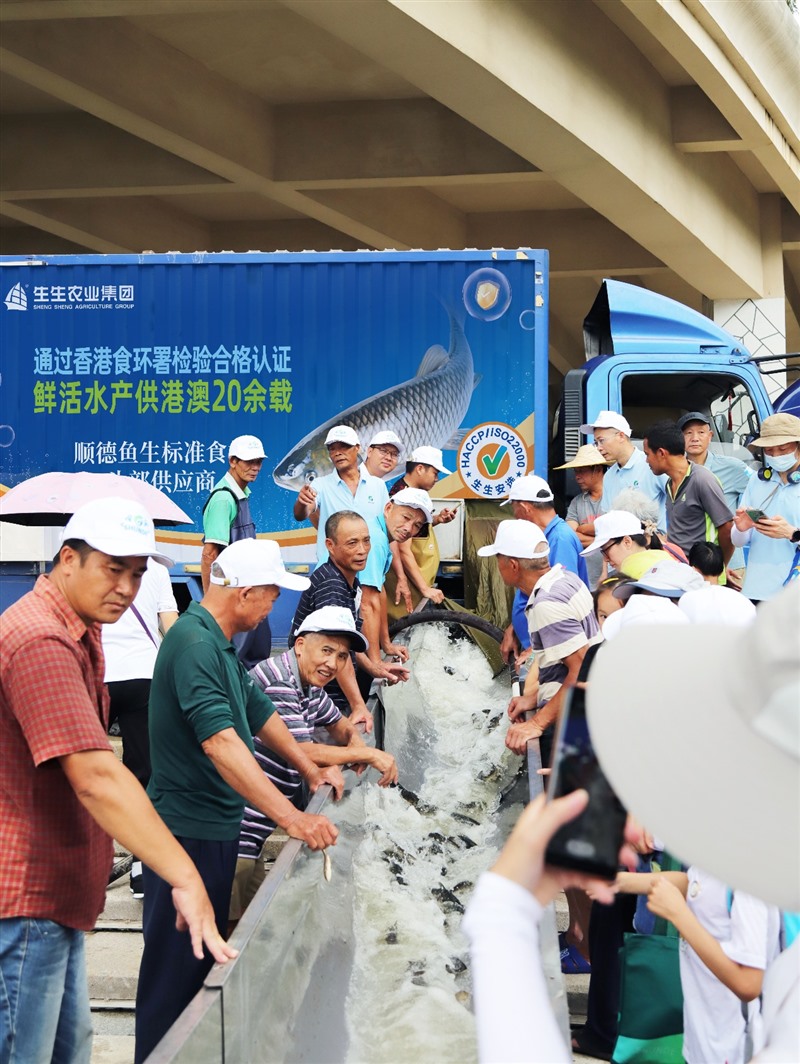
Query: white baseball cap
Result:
<box><xmin>210</xmin><ymin>539</ymin><xmax>310</xmax><ymax>591</ymax></box>
<box><xmin>580</xmin><ymin>410</ymin><xmax>632</xmax><ymax>437</ymax></box>
<box><xmin>61</xmin><ymin>497</ymin><xmax>173</xmax><ymax>567</ymax></box>
<box><xmin>368</xmin><ymin>430</ymin><xmax>402</xmax><ymax>450</ymax></box>
<box><xmin>229</xmin><ymin>435</ymin><xmax>266</xmax><ymax>460</ymax></box>
<box><xmin>325</xmin><ymin>425</ymin><xmax>360</xmax><ymax>447</ymax></box>
<box><xmin>390</xmin><ymin>487</ymin><xmax>434</xmax><ymax>524</ymax></box>
<box><xmin>409</xmin><ymin>446</ymin><xmax>451</xmax><ymax>475</ymax></box>
<box><xmin>580</xmin><ymin>510</ymin><xmax>643</xmax><ymax>555</ymax></box>
<box><xmin>588</xmin><ymin>583</ymin><xmax>800</xmax><ymax>910</ymax></box>
<box><xmin>477</xmin><ymin>519</ymin><xmax>550</xmax><ymax>559</ymax></box>
<box><xmin>500</xmin><ymin>475</ymin><xmax>554</xmax><ymax>506</ymax></box>
<box><xmin>613</xmin><ymin>559</ymin><xmax>705</xmax><ymax>600</ymax></box>
<box><xmin>294</xmin><ymin>605</ymin><xmax>369</xmax><ymax>653</ymax></box>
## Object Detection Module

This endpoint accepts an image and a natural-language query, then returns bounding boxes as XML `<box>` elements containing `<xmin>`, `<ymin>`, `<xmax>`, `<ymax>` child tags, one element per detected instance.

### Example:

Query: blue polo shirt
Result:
<box><xmin>600</xmin><ymin>447</ymin><xmax>667</xmax><ymax>528</ymax></box>
<box><xmin>735</xmin><ymin>475</ymin><xmax>800</xmax><ymax>601</ymax></box>
<box><xmin>703</xmin><ymin>451</ymin><xmax>753</xmax><ymax>512</ymax></box>
<box><xmin>360</xmin><ymin>513</ymin><xmax>393</xmax><ymax>590</ymax></box>
<box><xmin>313</xmin><ymin>467</ymin><xmax>389</xmax><ymax>563</ymax></box>
<box><xmin>511</xmin><ymin>516</ymin><xmax>589</xmax><ymax>648</ymax></box>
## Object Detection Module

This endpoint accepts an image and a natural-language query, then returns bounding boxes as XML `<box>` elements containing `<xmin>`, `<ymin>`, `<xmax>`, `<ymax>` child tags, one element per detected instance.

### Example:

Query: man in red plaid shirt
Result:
<box><xmin>0</xmin><ymin>497</ymin><xmax>235</xmax><ymax>1064</ymax></box>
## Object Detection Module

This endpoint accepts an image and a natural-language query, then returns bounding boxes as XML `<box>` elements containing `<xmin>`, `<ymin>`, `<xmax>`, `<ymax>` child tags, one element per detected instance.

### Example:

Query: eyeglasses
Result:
<box><xmin>371</xmin><ymin>445</ymin><xmax>399</xmax><ymax>457</ymax></box>
<box><xmin>600</xmin><ymin>538</ymin><xmax>622</xmax><ymax>558</ymax></box>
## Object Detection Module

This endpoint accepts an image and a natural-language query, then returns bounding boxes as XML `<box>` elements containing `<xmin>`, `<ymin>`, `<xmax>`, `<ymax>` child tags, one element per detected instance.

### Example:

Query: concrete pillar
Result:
<box><xmin>709</xmin><ymin>194</ymin><xmax>787</xmax><ymax>402</ymax></box>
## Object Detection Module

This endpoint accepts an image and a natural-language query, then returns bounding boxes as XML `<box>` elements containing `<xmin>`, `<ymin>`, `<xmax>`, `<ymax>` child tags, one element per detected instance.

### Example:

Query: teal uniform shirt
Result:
<box><xmin>147</xmin><ymin>602</ymin><xmax>275</xmax><ymax>840</ymax></box>
<box><xmin>202</xmin><ymin>472</ymin><xmax>251</xmax><ymax>546</ymax></box>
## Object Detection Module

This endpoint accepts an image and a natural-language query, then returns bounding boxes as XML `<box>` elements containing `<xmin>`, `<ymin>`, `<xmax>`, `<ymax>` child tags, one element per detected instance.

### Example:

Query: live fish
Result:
<box><xmin>272</xmin><ymin>314</ymin><xmax>480</xmax><ymax>491</ymax></box>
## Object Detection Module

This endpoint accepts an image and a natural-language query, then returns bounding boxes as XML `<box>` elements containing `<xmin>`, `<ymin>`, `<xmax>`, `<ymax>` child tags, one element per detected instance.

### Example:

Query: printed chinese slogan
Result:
<box><xmin>31</xmin><ymin>336</ymin><xmax>292</xmax><ymax>495</ymax></box>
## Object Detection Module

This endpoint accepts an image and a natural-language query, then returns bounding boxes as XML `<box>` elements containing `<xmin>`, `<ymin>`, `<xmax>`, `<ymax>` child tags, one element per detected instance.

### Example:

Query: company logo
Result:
<box><xmin>4</xmin><ymin>283</ymin><xmax>27</xmax><ymax>311</ymax></box>
<box><xmin>458</xmin><ymin>422</ymin><xmax>529</xmax><ymax>498</ymax></box>
<box><xmin>3</xmin><ymin>281</ymin><xmax>135</xmax><ymax>311</ymax></box>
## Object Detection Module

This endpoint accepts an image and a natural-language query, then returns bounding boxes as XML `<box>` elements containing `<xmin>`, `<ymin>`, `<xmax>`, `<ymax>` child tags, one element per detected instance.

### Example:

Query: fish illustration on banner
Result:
<box><xmin>272</xmin><ymin>315</ymin><xmax>481</xmax><ymax>491</ymax></box>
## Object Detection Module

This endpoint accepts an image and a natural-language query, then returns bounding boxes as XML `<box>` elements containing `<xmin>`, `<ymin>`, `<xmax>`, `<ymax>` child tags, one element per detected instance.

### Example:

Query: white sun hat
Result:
<box><xmin>409</xmin><ymin>446</ymin><xmax>451</xmax><ymax>475</ymax></box>
<box><xmin>325</xmin><ymin>425</ymin><xmax>360</xmax><ymax>447</ymax></box>
<box><xmin>477</xmin><ymin>519</ymin><xmax>550</xmax><ymax>559</ymax></box>
<box><xmin>294</xmin><ymin>605</ymin><xmax>369</xmax><ymax>653</ymax></box>
<box><xmin>210</xmin><ymin>539</ymin><xmax>310</xmax><ymax>591</ymax></box>
<box><xmin>579</xmin><ymin>410</ymin><xmax>632</xmax><ymax>437</ymax></box>
<box><xmin>580</xmin><ymin>510</ymin><xmax>643</xmax><ymax>555</ymax></box>
<box><xmin>390</xmin><ymin>487</ymin><xmax>434</xmax><ymax>524</ymax></box>
<box><xmin>61</xmin><ymin>496</ymin><xmax>173</xmax><ymax>567</ymax></box>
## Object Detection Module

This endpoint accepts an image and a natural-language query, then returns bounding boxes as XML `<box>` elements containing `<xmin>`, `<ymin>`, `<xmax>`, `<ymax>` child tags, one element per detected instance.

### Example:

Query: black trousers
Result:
<box><xmin>107</xmin><ymin>678</ymin><xmax>152</xmax><ymax>788</ymax></box>
<box><xmin>584</xmin><ymin>892</ymin><xmax>637</xmax><ymax>1049</ymax></box>
<box><xmin>134</xmin><ymin>836</ymin><xmax>238</xmax><ymax>1064</ymax></box>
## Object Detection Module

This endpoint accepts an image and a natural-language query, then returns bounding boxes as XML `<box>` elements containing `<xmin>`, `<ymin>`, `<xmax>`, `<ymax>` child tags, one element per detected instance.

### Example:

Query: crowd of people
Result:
<box><xmin>1</xmin><ymin>409</ymin><xmax>798</xmax><ymax>1063</ymax></box>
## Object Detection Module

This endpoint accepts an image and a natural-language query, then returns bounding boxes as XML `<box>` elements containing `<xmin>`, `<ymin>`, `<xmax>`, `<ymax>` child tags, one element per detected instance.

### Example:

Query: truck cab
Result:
<box><xmin>552</xmin><ymin>280</ymin><xmax>777</xmax><ymax>498</ymax></box>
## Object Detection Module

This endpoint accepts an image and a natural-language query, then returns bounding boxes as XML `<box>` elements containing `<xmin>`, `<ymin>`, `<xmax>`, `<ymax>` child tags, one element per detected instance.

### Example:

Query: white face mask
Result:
<box><xmin>765</xmin><ymin>451</ymin><xmax>800</xmax><ymax>473</ymax></box>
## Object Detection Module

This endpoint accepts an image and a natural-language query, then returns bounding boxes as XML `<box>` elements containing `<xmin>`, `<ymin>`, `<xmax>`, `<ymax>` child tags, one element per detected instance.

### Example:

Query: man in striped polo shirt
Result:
<box><xmin>478</xmin><ymin>520</ymin><xmax>602</xmax><ymax>765</ymax></box>
<box><xmin>230</xmin><ymin>607</ymin><xmax>398</xmax><ymax>924</ymax></box>
<box><xmin>291</xmin><ymin>510</ymin><xmax>408</xmax><ymax>731</ymax></box>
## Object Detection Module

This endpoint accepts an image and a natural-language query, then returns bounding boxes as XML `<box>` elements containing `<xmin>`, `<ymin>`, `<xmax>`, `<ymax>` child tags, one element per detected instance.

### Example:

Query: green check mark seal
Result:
<box><xmin>481</xmin><ymin>445</ymin><xmax>507</xmax><ymax>477</ymax></box>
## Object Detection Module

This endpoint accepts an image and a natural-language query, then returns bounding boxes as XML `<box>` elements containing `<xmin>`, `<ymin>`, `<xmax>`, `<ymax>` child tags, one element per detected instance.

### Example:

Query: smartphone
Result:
<box><xmin>544</xmin><ymin>685</ymin><xmax>627</xmax><ymax>879</ymax></box>
<box><xmin>745</xmin><ymin>508</ymin><xmax>767</xmax><ymax>522</ymax></box>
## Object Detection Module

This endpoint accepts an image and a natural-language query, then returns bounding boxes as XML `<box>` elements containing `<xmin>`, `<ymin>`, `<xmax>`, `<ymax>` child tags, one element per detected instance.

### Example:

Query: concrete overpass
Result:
<box><xmin>1</xmin><ymin>0</ymin><xmax>798</xmax><ymax>375</ymax></box>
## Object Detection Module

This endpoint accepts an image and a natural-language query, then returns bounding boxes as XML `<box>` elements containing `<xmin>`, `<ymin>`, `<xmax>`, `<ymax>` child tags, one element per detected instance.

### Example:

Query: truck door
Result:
<box><xmin>605</xmin><ymin>361</ymin><xmax>769</xmax><ymax>466</ymax></box>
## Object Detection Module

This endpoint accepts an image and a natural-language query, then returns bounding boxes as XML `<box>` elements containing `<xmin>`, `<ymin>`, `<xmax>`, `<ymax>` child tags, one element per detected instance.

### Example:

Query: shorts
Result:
<box><xmin>228</xmin><ymin>852</ymin><xmax>268</xmax><ymax>922</ymax></box>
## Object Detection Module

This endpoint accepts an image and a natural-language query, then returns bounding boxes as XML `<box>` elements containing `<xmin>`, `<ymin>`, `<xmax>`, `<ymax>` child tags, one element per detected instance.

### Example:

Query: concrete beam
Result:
<box><xmin>273</xmin><ymin>98</ymin><xmax>538</xmax><ymax>184</ymax></box>
<box><xmin>671</xmin><ymin>87</ymin><xmax>745</xmax><ymax>153</ymax></box>
<box><xmin>547</xmin><ymin>311</ymin><xmax>581</xmax><ymax>376</ymax></box>
<box><xmin>305</xmin><ymin>187</ymin><xmax>466</xmax><ymax>250</ymax></box>
<box><xmin>783</xmin><ymin>199</ymin><xmax>800</xmax><ymax>252</ymax></box>
<box><xmin>467</xmin><ymin>209</ymin><xmax>664</xmax><ymax>278</ymax></box>
<box><xmin>0</xmin><ymin>0</ymin><xmax>258</xmax><ymax>20</ymax></box>
<box><xmin>1</xmin><ymin>114</ymin><xmax>229</xmax><ymax>198</ymax></box>
<box><xmin>620</xmin><ymin>0</ymin><xmax>800</xmax><ymax>213</ymax></box>
<box><xmin>0</xmin><ymin>224</ymin><xmax>88</xmax><ymax>254</ymax></box>
<box><xmin>208</xmin><ymin>219</ymin><xmax>363</xmax><ymax>253</ymax></box>
<box><xmin>0</xmin><ymin>18</ymin><xmax>412</xmax><ymax>248</ymax></box>
<box><xmin>0</xmin><ymin>197</ymin><xmax>210</xmax><ymax>254</ymax></box>
<box><xmin>282</xmin><ymin>0</ymin><xmax>770</xmax><ymax>298</ymax></box>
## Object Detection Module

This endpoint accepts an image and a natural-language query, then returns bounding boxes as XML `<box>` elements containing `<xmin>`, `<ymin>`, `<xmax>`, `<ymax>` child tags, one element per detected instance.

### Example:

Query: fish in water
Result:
<box><xmin>431</xmin><ymin>886</ymin><xmax>465</xmax><ymax>915</ymax></box>
<box><xmin>272</xmin><ymin>314</ymin><xmax>480</xmax><ymax>491</ymax></box>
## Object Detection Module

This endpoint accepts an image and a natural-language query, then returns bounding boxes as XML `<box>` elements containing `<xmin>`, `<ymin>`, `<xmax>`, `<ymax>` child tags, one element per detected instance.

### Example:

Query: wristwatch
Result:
<box><xmin>791</xmin><ymin>528</ymin><xmax>800</xmax><ymax>543</ymax></box>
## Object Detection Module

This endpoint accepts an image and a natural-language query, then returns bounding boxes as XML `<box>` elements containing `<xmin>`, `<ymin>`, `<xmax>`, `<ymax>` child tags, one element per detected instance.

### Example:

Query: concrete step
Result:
<box><xmin>91</xmin><ymin>1035</ymin><xmax>135</xmax><ymax>1064</ymax></box>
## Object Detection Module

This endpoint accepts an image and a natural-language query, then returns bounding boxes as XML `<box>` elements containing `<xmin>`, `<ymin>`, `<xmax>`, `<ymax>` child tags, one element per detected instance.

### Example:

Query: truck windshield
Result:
<box><xmin>621</xmin><ymin>372</ymin><xmax>759</xmax><ymax>467</ymax></box>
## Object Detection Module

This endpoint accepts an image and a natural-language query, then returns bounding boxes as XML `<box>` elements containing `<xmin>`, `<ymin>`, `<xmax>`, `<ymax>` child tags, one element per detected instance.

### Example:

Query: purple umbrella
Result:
<box><xmin>0</xmin><ymin>472</ymin><xmax>193</xmax><ymax>527</ymax></box>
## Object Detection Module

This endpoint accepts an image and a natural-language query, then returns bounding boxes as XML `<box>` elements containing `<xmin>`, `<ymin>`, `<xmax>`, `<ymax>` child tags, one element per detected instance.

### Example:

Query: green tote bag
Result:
<box><xmin>612</xmin><ymin>857</ymin><xmax>684</xmax><ymax>1064</ymax></box>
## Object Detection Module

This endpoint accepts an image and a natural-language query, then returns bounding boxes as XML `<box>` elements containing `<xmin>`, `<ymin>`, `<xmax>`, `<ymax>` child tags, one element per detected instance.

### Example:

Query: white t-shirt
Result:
<box><xmin>680</xmin><ymin>866</ymin><xmax>780</xmax><ymax>1064</ymax></box>
<box><xmin>103</xmin><ymin>558</ymin><xmax>177</xmax><ymax>682</ymax></box>
<box><xmin>462</xmin><ymin>872</ymin><xmax>569</xmax><ymax>1063</ymax></box>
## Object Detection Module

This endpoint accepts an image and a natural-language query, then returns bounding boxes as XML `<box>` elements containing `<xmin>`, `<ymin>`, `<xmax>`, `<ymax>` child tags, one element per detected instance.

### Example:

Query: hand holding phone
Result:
<box><xmin>544</xmin><ymin>685</ymin><xmax>627</xmax><ymax>880</ymax></box>
<box><xmin>746</xmin><ymin>508</ymin><xmax>767</xmax><ymax>523</ymax></box>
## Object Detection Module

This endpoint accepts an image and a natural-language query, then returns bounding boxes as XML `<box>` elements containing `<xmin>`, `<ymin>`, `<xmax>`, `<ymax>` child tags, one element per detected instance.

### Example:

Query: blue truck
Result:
<box><xmin>0</xmin><ymin>249</ymin><xmax>792</xmax><ymax>633</ymax></box>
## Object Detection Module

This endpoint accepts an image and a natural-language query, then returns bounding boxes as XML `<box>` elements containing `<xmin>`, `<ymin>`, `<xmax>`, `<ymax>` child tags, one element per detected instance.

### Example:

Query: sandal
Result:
<box><xmin>571</xmin><ymin>1024</ymin><xmax>613</xmax><ymax>1061</ymax></box>
<box><xmin>559</xmin><ymin>931</ymin><xmax>591</xmax><ymax>974</ymax></box>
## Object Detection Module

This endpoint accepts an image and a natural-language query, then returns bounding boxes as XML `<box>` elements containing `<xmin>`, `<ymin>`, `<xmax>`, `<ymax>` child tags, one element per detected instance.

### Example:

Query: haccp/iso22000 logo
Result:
<box><xmin>458</xmin><ymin>422</ymin><xmax>529</xmax><ymax>499</ymax></box>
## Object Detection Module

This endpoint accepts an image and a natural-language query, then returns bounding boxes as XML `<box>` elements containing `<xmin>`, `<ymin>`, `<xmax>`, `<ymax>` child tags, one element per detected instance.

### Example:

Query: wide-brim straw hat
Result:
<box><xmin>553</xmin><ymin>444</ymin><xmax>612</xmax><ymax>470</ymax></box>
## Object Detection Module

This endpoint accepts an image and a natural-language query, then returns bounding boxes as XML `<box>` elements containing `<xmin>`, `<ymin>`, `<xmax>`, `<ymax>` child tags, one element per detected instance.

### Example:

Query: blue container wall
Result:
<box><xmin>0</xmin><ymin>251</ymin><xmax>548</xmax><ymax>538</ymax></box>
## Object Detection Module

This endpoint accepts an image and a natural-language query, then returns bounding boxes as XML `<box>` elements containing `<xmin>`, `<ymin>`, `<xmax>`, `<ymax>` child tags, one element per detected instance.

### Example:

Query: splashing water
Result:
<box><xmin>343</xmin><ymin>624</ymin><xmax>520</xmax><ymax>1063</ymax></box>
<box><xmin>243</xmin><ymin>624</ymin><xmax>521</xmax><ymax>1064</ymax></box>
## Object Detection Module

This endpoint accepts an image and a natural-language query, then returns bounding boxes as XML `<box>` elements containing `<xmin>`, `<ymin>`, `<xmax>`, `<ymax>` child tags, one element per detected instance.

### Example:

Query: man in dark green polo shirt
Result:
<box><xmin>135</xmin><ymin>539</ymin><xmax>341</xmax><ymax>1063</ymax></box>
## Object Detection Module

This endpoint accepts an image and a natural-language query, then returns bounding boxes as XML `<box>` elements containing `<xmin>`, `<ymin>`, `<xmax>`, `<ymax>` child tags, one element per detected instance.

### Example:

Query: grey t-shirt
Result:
<box><xmin>566</xmin><ymin>491</ymin><xmax>603</xmax><ymax>589</ymax></box>
<box><xmin>665</xmin><ymin>462</ymin><xmax>733</xmax><ymax>554</ymax></box>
